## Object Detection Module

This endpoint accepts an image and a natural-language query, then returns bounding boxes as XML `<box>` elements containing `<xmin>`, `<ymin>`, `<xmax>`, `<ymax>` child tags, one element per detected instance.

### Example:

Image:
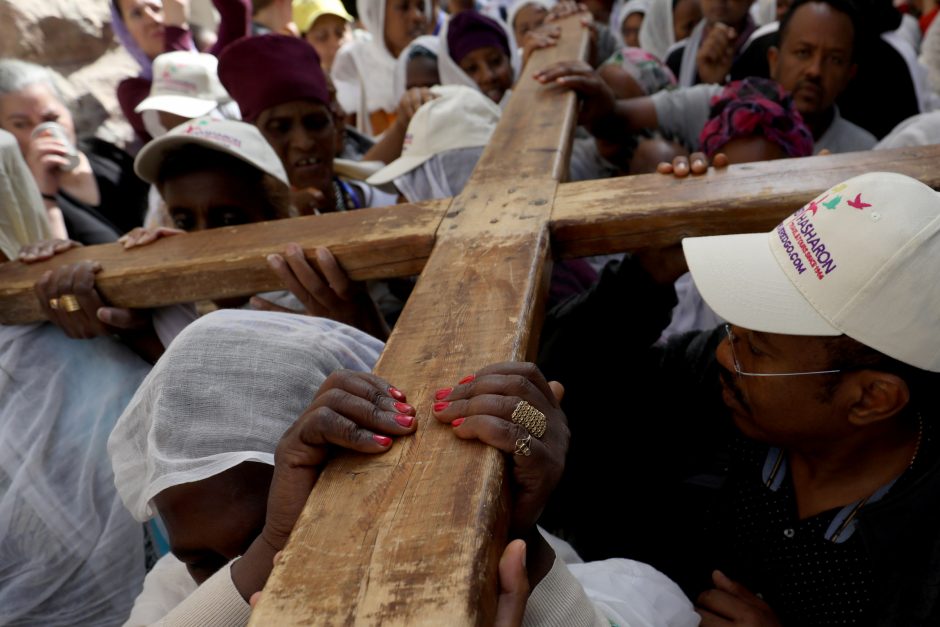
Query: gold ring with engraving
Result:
<box><xmin>514</xmin><ymin>434</ymin><xmax>532</xmax><ymax>457</ymax></box>
<box><xmin>511</xmin><ymin>400</ymin><xmax>547</xmax><ymax>438</ymax></box>
<box><xmin>59</xmin><ymin>294</ymin><xmax>81</xmax><ymax>313</ymax></box>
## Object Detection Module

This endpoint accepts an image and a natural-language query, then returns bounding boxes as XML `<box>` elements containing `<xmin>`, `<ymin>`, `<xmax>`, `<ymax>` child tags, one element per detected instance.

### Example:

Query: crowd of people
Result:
<box><xmin>2</xmin><ymin>0</ymin><xmax>940</xmax><ymax>624</ymax></box>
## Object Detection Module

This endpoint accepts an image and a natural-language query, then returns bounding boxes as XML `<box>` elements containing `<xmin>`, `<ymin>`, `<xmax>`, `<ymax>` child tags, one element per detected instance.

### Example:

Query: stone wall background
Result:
<box><xmin>0</xmin><ymin>0</ymin><xmax>218</xmax><ymax>149</ymax></box>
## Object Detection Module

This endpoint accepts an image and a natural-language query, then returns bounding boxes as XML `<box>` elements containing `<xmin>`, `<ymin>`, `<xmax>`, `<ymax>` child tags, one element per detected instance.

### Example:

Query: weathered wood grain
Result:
<box><xmin>248</xmin><ymin>14</ymin><xmax>590</xmax><ymax>626</ymax></box>
<box><xmin>5</xmin><ymin>146</ymin><xmax>940</xmax><ymax>324</ymax></box>
<box><xmin>0</xmin><ymin>201</ymin><xmax>447</xmax><ymax>325</ymax></box>
<box><xmin>550</xmin><ymin>145</ymin><xmax>940</xmax><ymax>258</ymax></box>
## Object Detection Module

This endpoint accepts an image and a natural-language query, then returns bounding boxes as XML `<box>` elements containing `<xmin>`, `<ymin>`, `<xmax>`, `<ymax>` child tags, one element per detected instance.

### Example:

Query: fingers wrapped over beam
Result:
<box><xmin>247</xmin><ymin>13</ymin><xmax>590</xmax><ymax>627</ymax></box>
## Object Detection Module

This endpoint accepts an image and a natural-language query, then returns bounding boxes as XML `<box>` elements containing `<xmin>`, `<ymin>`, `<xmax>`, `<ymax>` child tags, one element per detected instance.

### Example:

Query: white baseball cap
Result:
<box><xmin>135</xmin><ymin>51</ymin><xmax>232</xmax><ymax>119</ymax></box>
<box><xmin>684</xmin><ymin>172</ymin><xmax>940</xmax><ymax>372</ymax></box>
<box><xmin>367</xmin><ymin>85</ymin><xmax>501</xmax><ymax>186</ymax></box>
<box><xmin>134</xmin><ymin>117</ymin><xmax>289</xmax><ymax>187</ymax></box>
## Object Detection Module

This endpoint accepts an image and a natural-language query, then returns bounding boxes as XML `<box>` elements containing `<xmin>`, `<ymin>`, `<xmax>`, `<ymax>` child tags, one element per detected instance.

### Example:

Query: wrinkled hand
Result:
<box><xmin>118</xmin><ymin>226</ymin><xmax>185</xmax><ymax>249</ymax></box>
<box><xmin>697</xmin><ymin>571</ymin><xmax>783</xmax><ymax>626</ymax></box>
<box><xmin>696</xmin><ymin>22</ymin><xmax>736</xmax><ymax>85</ymax></box>
<box><xmin>260</xmin><ymin>371</ymin><xmax>416</xmax><ymax>551</ymax></box>
<box><xmin>25</xmin><ymin>133</ymin><xmax>70</xmax><ymax>196</ymax></box>
<box><xmin>657</xmin><ymin>151</ymin><xmax>729</xmax><ymax>177</ymax></box>
<box><xmin>34</xmin><ymin>260</ymin><xmax>152</xmax><ymax>338</ymax></box>
<box><xmin>251</xmin><ymin>244</ymin><xmax>390</xmax><ymax>340</ymax></box>
<box><xmin>534</xmin><ymin>60</ymin><xmax>616</xmax><ymax>133</ymax></box>
<box><xmin>18</xmin><ymin>238</ymin><xmax>81</xmax><ymax>263</ymax></box>
<box><xmin>495</xmin><ymin>539</ymin><xmax>530</xmax><ymax>627</ymax></box>
<box><xmin>232</xmin><ymin>371</ymin><xmax>416</xmax><ymax>601</ymax></box>
<box><xmin>431</xmin><ymin>362</ymin><xmax>569</xmax><ymax>537</ymax></box>
<box><xmin>521</xmin><ymin>24</ymin><xmax>561</xmax><ymax>69</ymax></box>
<box><xmin>395</xmin><ymin>87</ymin><xmax>437</xmax><ymax>128</ymax></box>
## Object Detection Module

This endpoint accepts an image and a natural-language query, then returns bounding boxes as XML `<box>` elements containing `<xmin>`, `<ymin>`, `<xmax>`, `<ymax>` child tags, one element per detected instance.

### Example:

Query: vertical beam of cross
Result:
<box><xmin>248</xmin><ymin>15</ymin><xmax>590</xmax><ymax>625</ymax></box>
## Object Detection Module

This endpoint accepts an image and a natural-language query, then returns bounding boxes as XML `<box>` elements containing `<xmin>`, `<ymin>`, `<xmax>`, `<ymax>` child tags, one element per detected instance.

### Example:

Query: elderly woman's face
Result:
<box><xmin>458</xmin><ymin>46</ymin><xmax>514</xmax><ymax>104</ymax></box>
<box><xmin>118</xmin><ymin>0</ymin><xmax>166</xmax><ymax>59</ymax></box>
<box><xmin>153</xmin><ymin>462</ymin><xmax>272</xmax><ymax>584</ymax></box>
<box><xmin>256</xmin><ymin>100</ymin><xmax>335</xmax><ymax>192</ymax></box>
<box><xmin>0</xmin><ymin>82</ymin><xmax>75</xmax><ymax>156</ymax></box>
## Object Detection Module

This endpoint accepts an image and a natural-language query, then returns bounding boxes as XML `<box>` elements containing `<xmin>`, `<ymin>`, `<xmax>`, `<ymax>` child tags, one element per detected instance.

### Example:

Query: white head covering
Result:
<box><xmin>393</xmin><ymin>35</ymin><xmax>442</xmax><ymax>103</ymax></box>
<box><xmin>392</xmin><ymin>145</ymin><xmax>485</xmax><ymax>202</ymax></box>
<box><xmin>0</xmin><ymin>323</ymin><xmax>152</xmax><ymax>624</ymax></box>
<box><xmin>108</xmin><ymin>310</ymin><xmax>384</xmax><ymax>522</ymax></box>
<box><xmin>638</xmin><ymin>0</ymin><xmax>674</xmax><ymax>60</ymax></box>
<box><xmin>332</xmin><ymin>0</ymin><xmax>432</xmax><ymax>134</ymax></box>
<box><xmin>0</xmin><ymin>129</ymin><xmax>50</xmax><ymax>260</ymax></box>
<box><xmin>610</xmin><ymin>0</ymin><xmax>651</xmax><ymax>46</ymax></box>
<box><xmin>437</xmin><ymin>14</ymin><xmax>520</xmax><ymax>108</ymax></box>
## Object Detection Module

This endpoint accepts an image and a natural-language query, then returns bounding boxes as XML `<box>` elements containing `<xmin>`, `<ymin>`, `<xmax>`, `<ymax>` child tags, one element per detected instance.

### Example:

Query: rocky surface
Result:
<box><xmin>0</xmin><ymin>0</ymin><xmax>138</xmax><ymax>147</ymax></box>
<box><xmin>0</xmin><ymin>0</ymin><xmax>220</xmax><ymax>150</ymax></box>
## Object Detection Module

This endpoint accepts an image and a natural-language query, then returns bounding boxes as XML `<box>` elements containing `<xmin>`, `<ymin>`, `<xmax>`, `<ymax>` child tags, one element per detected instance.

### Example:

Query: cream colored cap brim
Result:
<box><xmin>683</xmin><ymin>232</ymin><xmax>842</xmax><ymax>337</ymax></box>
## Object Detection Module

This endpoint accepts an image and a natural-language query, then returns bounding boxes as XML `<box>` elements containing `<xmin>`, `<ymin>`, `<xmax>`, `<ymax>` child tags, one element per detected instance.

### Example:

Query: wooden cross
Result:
<box><xmin>3</xmin><ymin>16</ymin><xmax>940</xmax><ymax>623</ymax></box>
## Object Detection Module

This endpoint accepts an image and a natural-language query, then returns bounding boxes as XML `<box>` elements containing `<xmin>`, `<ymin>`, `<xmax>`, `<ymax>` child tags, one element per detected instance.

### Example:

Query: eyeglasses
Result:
<box><xmin>724</xmin><ymin>324</ymin><xmax>843</xmax><ymax>378</ymax></box>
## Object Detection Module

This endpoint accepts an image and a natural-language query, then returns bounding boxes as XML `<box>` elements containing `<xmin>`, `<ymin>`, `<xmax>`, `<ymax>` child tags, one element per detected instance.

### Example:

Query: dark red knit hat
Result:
<box><xmin>447</xmin><ymin>11</ymin><xmax>510</xmax><ymax>65</ymax></box>
<box><xmin>218</xmin><ymin>34</ymin><xmax>329</xmax><ymax>122</ymax></box>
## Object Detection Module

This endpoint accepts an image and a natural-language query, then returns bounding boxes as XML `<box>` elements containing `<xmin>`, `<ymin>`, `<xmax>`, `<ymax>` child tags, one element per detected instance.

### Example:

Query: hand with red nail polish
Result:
<box><xmin>431</xmin><ymin>362</ymin><xmax>570</xmax><ymax>539</ymax></box>
<box><xmin>260</xmin><ymin>370</ymin><xmax>418</xmax><ymax>562</ymax></box>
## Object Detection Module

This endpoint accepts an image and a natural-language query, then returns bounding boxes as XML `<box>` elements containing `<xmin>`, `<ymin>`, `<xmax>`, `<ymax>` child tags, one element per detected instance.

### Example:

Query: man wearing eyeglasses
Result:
<box><xmin>537</xmin><ymin>171</ymin><xmax>940</xmax><ymax>625</ymax></box>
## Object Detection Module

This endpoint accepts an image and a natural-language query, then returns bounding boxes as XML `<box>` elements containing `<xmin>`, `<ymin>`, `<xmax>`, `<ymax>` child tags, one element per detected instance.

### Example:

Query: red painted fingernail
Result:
<box><xmin>394</xmin><ymin>414</ymin><xmax>414</xmax><ymax>428</ymax></box>
<box><xmin>458</xmin><ymin>374</ymin><xmax>475</xmax><ymax>385</ymax></box>
<box><xmin>394</xmin><ymin>402</ymin><xmax>414</xmax><ymax>414</ymax></box>
<box><xmin>433</xmin><ymin>401</ymin><xmax>450</xmax><ymax>412</ymax></box>
<box><xmin>373</xmin><ymin>435</ymin><xmax>392</xmax><ymax>447</ymax></box>
<box><xmin>434</xmin><ymin>387</ymin><xmax>453</xmax><ymax>400</ymax></box>
<box><xmin>388</xmin><ymin>387</ymin><xmax>406</xmax><ymax>401</ymax></box>
<box><xmin>451</xmin><ymin>418</ymin><xmax>465</xmax><ymax>427</ymax></box>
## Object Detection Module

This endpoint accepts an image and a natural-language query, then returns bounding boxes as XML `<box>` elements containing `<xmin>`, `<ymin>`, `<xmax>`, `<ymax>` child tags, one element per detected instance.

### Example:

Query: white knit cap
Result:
<box><xmin>134</xmin><ymin>116</ymin><xmax>289</xmax><ymax>187</ymax></box>
<box><xmin>367</xmin><ymin>85</ymin><xmax>500</xmax><ymax>185</ymax></box>
<box><xmin>135</xmin><ymin>51</ymin><xmax>232</xmax><ymax>118</ymax></box>
<box><xmin>107</xmin><ymin>310</ymin><xmax>384</xmax><ymax>522</ymax></box>
<box><xmin>684</xmin><ymin>172</ymin><xmax>940</xmax><ymax>371</ymax></box>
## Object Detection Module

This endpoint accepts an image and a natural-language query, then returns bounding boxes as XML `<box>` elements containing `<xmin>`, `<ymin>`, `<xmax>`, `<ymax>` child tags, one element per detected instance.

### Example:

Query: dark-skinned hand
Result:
<box><xmin>657</xmin><ymin>151</ymin><xmax>729</xmax><ymax>177</ymax></box>
<box><xmin>697</xmin><ymin>570</ymin><xmax>784</xmax><ymax>626</ymax></box>
<box><xmin>231</xmin><ymin>371</ymin><xmax>416</xmax><ymax>599</ymax></box>
<box><xmin>18</xmin><ymin>238</ymin><xmax>81</xmax><ymax>263</ymax></box>
<box><xmin>533</xmin><ymin>60</ymin><xmax>617</xmax><ymax>133</ymax></box>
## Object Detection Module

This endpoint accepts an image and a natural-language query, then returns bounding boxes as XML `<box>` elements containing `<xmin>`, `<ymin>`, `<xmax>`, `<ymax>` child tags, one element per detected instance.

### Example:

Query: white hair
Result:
<box><xmin>0</xmin><ymin>58</ymin><xmax>63</xmax><ymax>100</ymax></box>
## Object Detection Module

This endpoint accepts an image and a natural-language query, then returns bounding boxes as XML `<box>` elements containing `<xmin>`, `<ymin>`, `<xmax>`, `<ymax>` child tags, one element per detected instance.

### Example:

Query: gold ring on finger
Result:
<box><xmin>59</xmin><ymin>294</ymin><xmax>81</xmax><ymax>313</ymax></box>
<box><xmin>514</xmin><ymin>434</ymin><xmax>532</xmax><ymax>457</ymax></box>
<box><xmin>511</xmin><ymin>400</ymin><xmax>547</xmax><ymax>438</ymax></box>
<box><xmin>49</xmin><ymin>297</ymin><xmax>60</xmax><ymax>310</ymax></box>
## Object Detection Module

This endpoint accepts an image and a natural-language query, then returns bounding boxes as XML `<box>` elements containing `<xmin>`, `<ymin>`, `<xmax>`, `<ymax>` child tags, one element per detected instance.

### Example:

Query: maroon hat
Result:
<box><xmin>218</xmin><ymin>34</ymin><xmax>330</xmax><ymax>122</ymax></box>
<box><xmin>447</xmin><ymin>11</ymin><xmax>510</xmax><ymax>65</ymax></box>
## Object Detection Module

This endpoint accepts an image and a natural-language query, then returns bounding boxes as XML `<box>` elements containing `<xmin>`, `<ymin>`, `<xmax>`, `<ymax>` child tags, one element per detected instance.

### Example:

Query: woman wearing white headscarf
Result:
<box><xmin>610</xmin><ymin>0</ymin><xmax>651</xmax><ymax>47</ymax></box>
<box><xmin>506</xmin><ymin>0</ymin><xmax>555</xmax><ymax>45</ymax></box>
<box><xmin>0</xmin><ymin>129</ymin><xmax>152</xmax><ymax>626</ymax></box>
<box><xmin>109</xmin><ymin>309</ymin><xmax>389</xmax><ymax>625</ymax></box>
<box><xmin>331</xmin><ymin>0</ymin><xmax>433</xmax><ymax>135</ymax></box>
<box><xmin>392</xmin><ymin>34</ymin><xmax>442</xmax><ymax>103</ymax></box>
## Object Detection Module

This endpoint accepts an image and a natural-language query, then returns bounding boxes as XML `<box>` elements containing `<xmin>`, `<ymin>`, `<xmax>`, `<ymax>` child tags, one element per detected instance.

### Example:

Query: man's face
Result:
<box><xmin>770</xmin><ymin>2</ymin><xmax>856</xmax><ymax>120</ymax></box>
<box><xmin>715</xmin><ymin>326</ymin><xmax>849</xmax><ymax>445</ymax></box>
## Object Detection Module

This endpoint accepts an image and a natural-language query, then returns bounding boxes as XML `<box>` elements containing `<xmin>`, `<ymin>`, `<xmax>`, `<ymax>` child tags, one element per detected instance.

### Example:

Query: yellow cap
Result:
<box><xmin>293</xmin><ymin>0</ymin><xmax>353</xmax><ymax>33</ymax></box>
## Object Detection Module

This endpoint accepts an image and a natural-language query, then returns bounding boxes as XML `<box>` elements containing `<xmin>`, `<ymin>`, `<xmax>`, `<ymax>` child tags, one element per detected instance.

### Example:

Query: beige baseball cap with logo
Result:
<box><xmin>367</xmin><ymin>85</ymin><xmax>501</xmax><ymax>186</ymax></box>
<box><xmin>684</xmin><ymin>172</ymin><xmax>940</xmax><ymax>372</ymax></box>
<box><xmin>134</xmin><ymin>117</ymin><xmax>289</xmax><ymax>187</ymax></box>
<box><xmin>135</xmin><ymin>51</ymin><xmax>232</xmax><ymax>119</ymax></box>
